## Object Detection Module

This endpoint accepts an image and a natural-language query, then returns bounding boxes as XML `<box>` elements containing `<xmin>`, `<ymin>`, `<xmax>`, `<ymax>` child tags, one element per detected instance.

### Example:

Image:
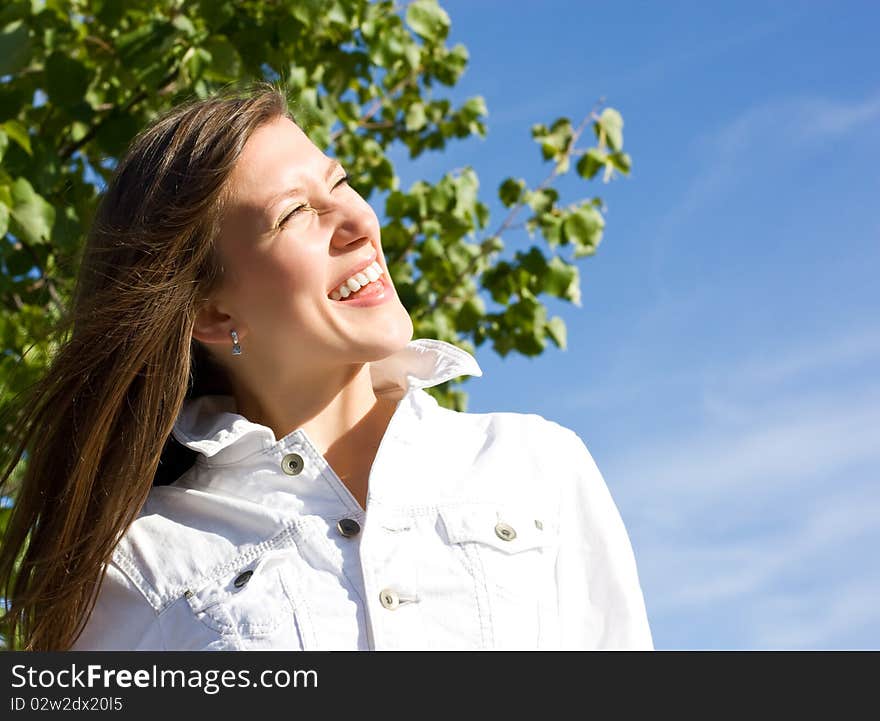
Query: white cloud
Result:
<box><xmin>623</xmin><ymin>385</ymin><xmax>879</xmax><ymax>497</ymax></box>
<box><xmin>653</xmin><ymin>88</ymin><xmax>880</xmax><ymax>246</ymax></box>
<box><xmin>565</xmin><ymin>320</ymin><xmax>880</xmax><ymax>414</ymax></box>
<box><xmin>599</xmin><ymin>323</ymin><xmax>880</xmax><ymax>502</ymax></box>
<box><xmin>705</xmin><ymin>325</ymin><xmax>880</xmax><ymax>390</ymax></box>
<box><xmin>694</xmin><ymin>90</ymin><xmax>880</xmax><ymax>156</ymax></box>
<box><xmin>587</xmin><ymin>322</ymin><xmax>880</xmax><ymax>648</ymax></box>
<box><xmin>745</xmin><ymin>576</ymin><xmax>880</xmax><ymax>649</ymax></box>
<box><xmin>640</xmin><ymin>483</ymin><xmax>879</xmax><ymax>611</ymax></box>
<box><xmin>795</xmin><ymin>94</ymin><xmax>880</xmax><ymax>142</ymax></box>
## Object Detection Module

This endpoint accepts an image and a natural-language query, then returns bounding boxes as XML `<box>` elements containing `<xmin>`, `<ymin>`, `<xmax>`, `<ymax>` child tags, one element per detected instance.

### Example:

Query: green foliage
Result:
<box><xmin>0</xmin><ymin>0</ymin><xmax>633</xmax><ymax>416</ymax></box>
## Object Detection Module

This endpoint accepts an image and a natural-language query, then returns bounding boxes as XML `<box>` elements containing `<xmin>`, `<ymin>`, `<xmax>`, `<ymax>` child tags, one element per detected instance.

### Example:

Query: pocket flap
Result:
<box><xmin>438</xmin><ymin>504</ymin><xmax>552</xmax><ymax>553</ymax></box>
<box><xmin>184</xmin><ymin>548</ymin><xmax>289</xmax><ymax>615</ymax></box>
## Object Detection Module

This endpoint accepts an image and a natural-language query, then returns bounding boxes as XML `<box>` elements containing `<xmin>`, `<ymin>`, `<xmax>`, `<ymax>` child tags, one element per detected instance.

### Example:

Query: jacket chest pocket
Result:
<box><xmin>438</xmin><ymin>505</ymin><xmax>557</xmax><ymax>649</ymax></box>
<box><xmin>183</xmin><ymin>550</ymin><xmax>306</xmax><ymax>649</ymax></box>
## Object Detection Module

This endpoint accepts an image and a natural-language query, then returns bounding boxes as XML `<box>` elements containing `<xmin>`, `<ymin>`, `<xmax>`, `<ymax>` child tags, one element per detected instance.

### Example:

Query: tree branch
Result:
<box><xmin>58</xmin><ymin>66</ymin><xmax>180</xmax><ymax>161</ymax></box>
<box><xmin>15</xmin><ymin>237</ymin><xmax>66</xmax><ymax>316</ymax></box>
<box><xmin>83</xmin><ymin>35</ymin><xmax>116</xmax><ymax>56</ymax></box>
<box><xmin>411</xmin><ymin>104</ymin><xmax>603</xmax><ymax>321</ymax></box>
<box><xmin>330</xmin><ymin>67</ymin><xmax>423</xmax><ymax>143</ymax></box>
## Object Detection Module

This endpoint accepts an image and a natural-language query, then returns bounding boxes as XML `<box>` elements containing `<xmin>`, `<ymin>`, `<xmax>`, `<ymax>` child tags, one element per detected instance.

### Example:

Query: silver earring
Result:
<box><xmin>230</xmin><ymin>329</ymin><xmax>242</xmax><ymax>356</ymax></box>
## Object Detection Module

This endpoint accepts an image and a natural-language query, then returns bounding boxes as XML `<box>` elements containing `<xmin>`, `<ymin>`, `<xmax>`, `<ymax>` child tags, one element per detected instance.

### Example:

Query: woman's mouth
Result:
<box><xmin>333</xmin><ymin>276</ymin><xmax>386</xmax><ymax>301</ymax></box>
<box><xmin>328</xmin><ymin>260</ymin><xmax>385</xmax><ymax>300</ymax></box>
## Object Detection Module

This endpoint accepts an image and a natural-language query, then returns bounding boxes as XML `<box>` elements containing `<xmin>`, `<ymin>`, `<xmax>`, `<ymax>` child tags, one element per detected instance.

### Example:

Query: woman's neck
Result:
<box><xmin>231</xmin><ymin>361</ymin><xmax>397</xmax><ymax>507</ymax></box>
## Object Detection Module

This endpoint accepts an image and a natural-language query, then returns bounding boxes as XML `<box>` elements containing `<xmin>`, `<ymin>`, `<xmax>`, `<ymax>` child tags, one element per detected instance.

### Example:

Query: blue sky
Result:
<box><xmin>384</xmin><ymin>0</ymin><xmax>880</xmax><ymax>649</ymax></box>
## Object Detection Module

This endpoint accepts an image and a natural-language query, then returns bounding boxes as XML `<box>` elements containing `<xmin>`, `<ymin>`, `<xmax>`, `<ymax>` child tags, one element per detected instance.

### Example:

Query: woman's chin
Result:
<box><xmin>348</xmin><ymin>308</ymin><xmax>414</xmax><ymax>358</ymax></box>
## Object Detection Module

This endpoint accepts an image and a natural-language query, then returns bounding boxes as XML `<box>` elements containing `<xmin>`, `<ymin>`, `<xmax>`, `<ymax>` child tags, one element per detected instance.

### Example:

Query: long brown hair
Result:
<box><xmin>0</xmin><ymin>80</ymin><xmax>293</xmax><ymax>650</ymax></box>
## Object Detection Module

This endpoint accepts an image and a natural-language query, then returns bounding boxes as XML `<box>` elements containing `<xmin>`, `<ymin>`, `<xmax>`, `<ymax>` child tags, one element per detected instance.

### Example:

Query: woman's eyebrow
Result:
<box><xmin>264</xmin><ymin>159</ymin><xmax>345</xmax><ymax>213</ymax></box>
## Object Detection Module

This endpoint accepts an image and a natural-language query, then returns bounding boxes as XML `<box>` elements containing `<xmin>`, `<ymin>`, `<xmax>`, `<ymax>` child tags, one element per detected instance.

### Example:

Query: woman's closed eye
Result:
<box><xmin>278</xmin><ymin>175</ymin><xmax>350</xmax><ymax>229</ymax></box>
<box><xmin>278</xmin><ymin>204</ymin><xmax>310</xmax><ymax>228</ymax></box>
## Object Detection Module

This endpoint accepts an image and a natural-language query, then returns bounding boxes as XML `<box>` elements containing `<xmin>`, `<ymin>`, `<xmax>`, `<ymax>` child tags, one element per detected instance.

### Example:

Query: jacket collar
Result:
<box><xmin>171</xmin><ymin>338</ymin><xmax>482</xmax><ymax>461</ymax></box>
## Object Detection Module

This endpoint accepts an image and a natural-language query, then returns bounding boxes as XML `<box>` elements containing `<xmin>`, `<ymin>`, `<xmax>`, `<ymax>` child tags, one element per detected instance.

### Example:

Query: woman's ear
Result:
<box><xmin>192</xmin><ymin>297</ymin><xmax>243</xmax><ymax>347</ymax></box>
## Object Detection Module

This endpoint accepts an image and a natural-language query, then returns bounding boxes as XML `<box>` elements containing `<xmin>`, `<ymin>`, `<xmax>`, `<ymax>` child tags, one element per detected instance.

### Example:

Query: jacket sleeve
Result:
<box><xmin>70</xmin><ymin>562</ymin><xmax>164</xmax><ymax>651</ymax></box>
<box><xmin>553</xmin><ymin>426</ymin><xmax>654</xmax><ymax>650</ymax></box>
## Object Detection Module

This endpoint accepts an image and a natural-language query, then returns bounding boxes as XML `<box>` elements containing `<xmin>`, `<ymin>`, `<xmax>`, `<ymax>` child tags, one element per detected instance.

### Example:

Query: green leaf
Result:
<box><xmin>290</xmin><ymin>0</ymin><xmax>323</xmax><ymax>26</ymax></box>
<box><xmin>532</xmin><ymin>117</ymin><xmax>573</xmax><ymax>163</ymax></box>
<box><xmin>95</xmin><ymin>0</ymin><xmax>125</xmax><ymax>26</ymax></box>
<box><xmin>171</xmin><ymin>14</ymin><xmax>197</xmax><ymax>37</ymax></box>
<box><xmin>545</xmin><ymin>256</ymin><xmax>581</xmax><ymax>306</ymax></box>
<box><xmin>0</xmin><ymin>199</ymin><xmax>9</xmax><ymax>237</ymax></box>
<box><xmin>498</xmin><ymin>178</ymin><xmax>524</xmax><ymax>207</ymax></box>
<box><xmin>385</xmin><ymin>190</ymin><xmax>413</xmax><ymax>219</ymax></box>
<box><xmin>562</xmin><ymin>205</ymin><xmax>604</xmax><ymax>256</ymax></box>
<box><xmin>9</xmin><ymin>177</ymin><xmax>55</xmax><ymax>245</ymax></box>
<box><xmin>286</xmin><ymin>64</ymin><xmax>308</xmax><ymax>90</ymax></box>
<box><xmin>199</xmin><ymin>0</ymin><xmax>235</xmax><ymax>29</ymax></box>
<box><xmin>0</xmin><ymin>120</ymin><xmax>30</xmax><ymax>156</ymax></box>
<box><xmin>4</xmin><ymin>245</ymin><xmax>34</xmax><ymax>276</ymax></box>
<box><xmin>405</xmin><ymin>102</ymin><xmax>427</xmax><ymax>131</ymax></box>
<box><xmin>0</xmin><ymin>503</ymin><xmax>11</xmax><ymax>530</ymax></box>
<box><xmin>523</xmin><ymin>187</ymin><xmax>558</xmax><ymax>213</ymax></box>
<box><xmin>421</xmin><ymin>235</ymin><xmax>444</xmax><ymax>259</ymax></box>
<box><xmin>452</xmin><ymin>167</ymin><xmax>479</xmax><ymax>221</ymax></box>
<box><xmin>607</xmin><ymin>151</ymin><xmax>632</xmax><ymax>174</ymax></box>
<box><xmin>45</xmin><ymin>52</ymin><xmax>91</xmax><ymax>110</ymax></box>
<box><xmin>533</xmin><ymin>211</ymin><xmax>564</xmax><ymax>247</ymax></box>
<box><xmin>545</xmin><ymin>315</ymin><xmax>567</xmax><ymax>350</ymax></box>
<box><xmin>595</xmin><ymin>107</ymin><xmax>623</xmax><ymax>151</ymax></box>
<box><xmin>576</xmin><ymin>148</ymin><xmax>606</xmax><ymax>180</ymax></box>
<box><xmin>428</xmin><ymin>181</ymin><xmax>452</xmax><ymax>213</ymax></box>
<box><xmin>481</xmin><ymin>235</ymin><xmax>503</xmax><ymax>253</ymax></box>
<box><xmin>403</xmin><ymin>42</ymin><xmax>421</xmax><ymax>69</ymax></box>
<box><xmin>115</xmin><ymin>21</ymin><xmax>174</xmax><ymax>66</ymax></box>
<box><xmin>456</xmin><ymin>295</ymin><xmax>485</xmax><ymax>332</ymax></box>
<box><xmin>406</xmin><ymin>0</ymin><xmax>451</xmax><ymax>41</ymax></box>
<box><xmin>202</xmin><ymin>36</ymin><xmax>243</xmax><ymax>82</ymax></box>
<box><xmin>461</xmin><ymin>95</ymin><xmax>487</xmax><ymax>119</ymax></box>
<box><xmin>94</xmin><ymin>110</ymin><xmax>140</xmax><ymax>157</ymax></box>
<box><xmin>0</xmin><ymin>20</ymin><xmax>31</xmax><ymax>76</ymax></box>
<box><xmin>181</xmin><ymin>46</ymin><xmax>211</xmax><ymax>83</ymax></box>
<box><xmin>530</xmin><ymin>123</ymin><xmax>548</xmax><ymax>139</ymax></box>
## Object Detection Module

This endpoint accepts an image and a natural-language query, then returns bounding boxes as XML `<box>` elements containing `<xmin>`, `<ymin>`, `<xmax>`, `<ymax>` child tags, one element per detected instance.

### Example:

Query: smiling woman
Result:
<box><xmin>186</xmin><ymin>112</ymin><xmax>413</xmax><ymax>494</ymax></box>
<box><xmin>0</xmin><ymin>81</ymin><xmax>653</xmax><ymax>651</ymax></box>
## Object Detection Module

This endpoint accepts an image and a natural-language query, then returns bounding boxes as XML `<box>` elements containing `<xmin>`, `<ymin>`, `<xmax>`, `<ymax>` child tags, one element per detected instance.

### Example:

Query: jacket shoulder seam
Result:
<box><xmin>114</xmin><ymin>519</ymin><xmax>305</xmax><ymax>614</ymax></box>
<box><xmin>108</xmin><ymin>551</ymin><xmax>163</xmax><ymax>616</ymax></box>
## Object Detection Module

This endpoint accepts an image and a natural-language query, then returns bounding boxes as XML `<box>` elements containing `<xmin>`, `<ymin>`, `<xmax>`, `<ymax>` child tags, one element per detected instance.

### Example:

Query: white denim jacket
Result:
<box><xmin>72</xmin><ymin>338</ymin><xmax>653</xmax><ymax>651</ymax></box>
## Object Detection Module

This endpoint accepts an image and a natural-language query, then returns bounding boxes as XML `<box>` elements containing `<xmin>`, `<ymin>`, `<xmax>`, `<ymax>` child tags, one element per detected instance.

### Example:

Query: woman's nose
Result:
<box><xmin>328</xmin><ymin>196</ymin><xmax>376</xmax><ymax>248</ymax></box>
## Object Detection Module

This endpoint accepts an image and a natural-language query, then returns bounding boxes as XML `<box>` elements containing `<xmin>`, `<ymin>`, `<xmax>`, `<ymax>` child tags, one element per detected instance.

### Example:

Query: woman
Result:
<box><xmin>0</xmin><ymin>82</ymin><xmax>653</xmax><ymax>651</ymax></box>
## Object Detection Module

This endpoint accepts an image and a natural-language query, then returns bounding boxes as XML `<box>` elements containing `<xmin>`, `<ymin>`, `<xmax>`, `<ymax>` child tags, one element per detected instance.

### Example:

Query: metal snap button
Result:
<box><xmin>336</xmin><ymin>518</ymin><xmax>361</xmax><ymax>538</ymax></box>
<box><xmin>379</xmin><ymin>588</ymin><xmax>400</xmax><ymax>610</ymax></box>
<box><xmin>494</xmin><ymin>522</ymin><xmax>516</xmax><ymax>541</ymax></box>
<box><xmin>233</xmin><ymin>570</ymin><xmax>253</xmax><ymax>588</ymax></box>
<box><xmin>281</xmin><ymin>452</ymin><xmax>304</xmax><ymax>475</ymax></box>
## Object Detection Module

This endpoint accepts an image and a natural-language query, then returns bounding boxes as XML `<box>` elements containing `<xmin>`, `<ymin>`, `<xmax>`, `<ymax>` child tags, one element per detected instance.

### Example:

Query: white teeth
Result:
<box><xmin>330</xmin><ymin>260</ymin><xmax>385</xmax><ymax>299</ymax></box>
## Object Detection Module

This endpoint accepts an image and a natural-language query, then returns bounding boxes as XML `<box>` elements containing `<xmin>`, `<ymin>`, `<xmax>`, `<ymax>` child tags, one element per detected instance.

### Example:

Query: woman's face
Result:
<box><xmin>202</xmin><ymin>115</ymin><xmax>413</xmax><ymax>374</ymax></box>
